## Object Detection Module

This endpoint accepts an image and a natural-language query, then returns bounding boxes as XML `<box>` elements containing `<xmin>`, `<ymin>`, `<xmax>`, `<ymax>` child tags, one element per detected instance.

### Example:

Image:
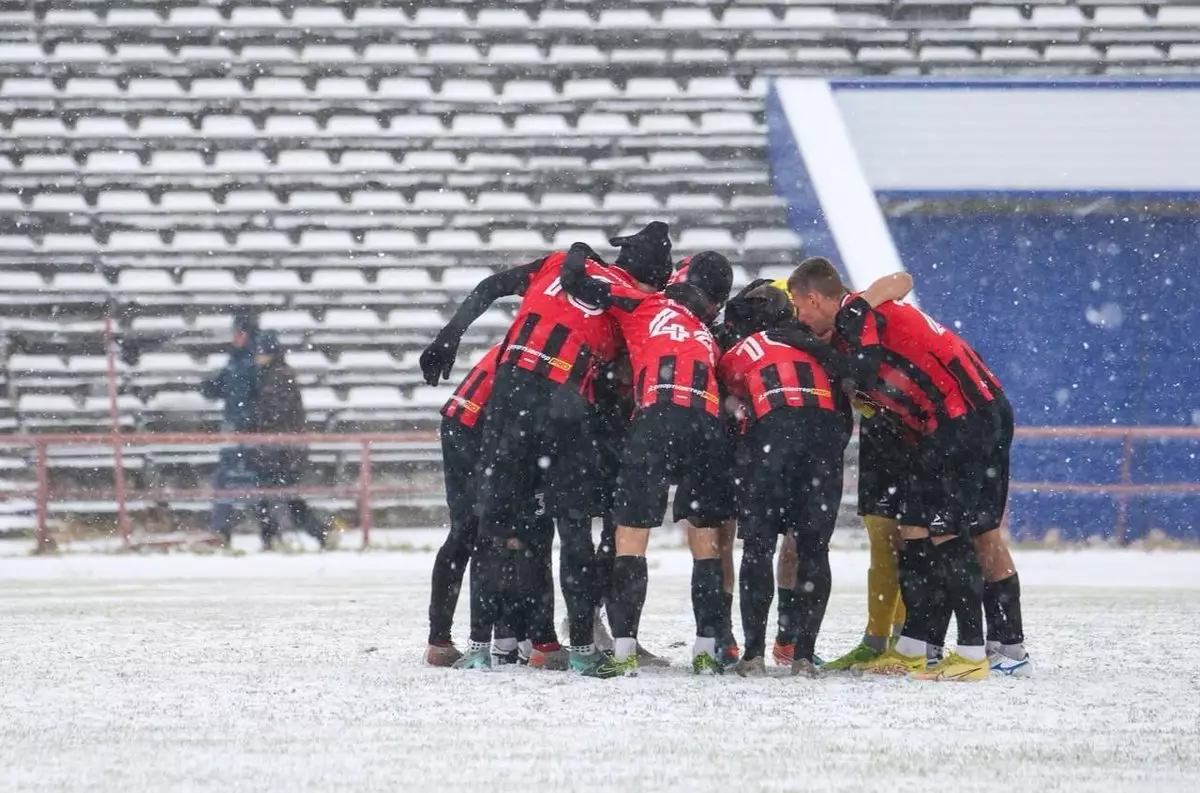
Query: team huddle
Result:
<box><xmin>419</xmin><ymin>222</ymin><xmax>1030</xmax><ymax>680</ymax></box>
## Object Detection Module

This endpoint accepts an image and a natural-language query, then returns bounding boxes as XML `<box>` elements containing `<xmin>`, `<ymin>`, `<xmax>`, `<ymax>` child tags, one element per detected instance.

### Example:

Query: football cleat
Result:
<box><xmin>692</xmin><ymin>652</ymin><xmax>725</xmax><ymax>676</ymax></box>
<box><xmin>823</xmin><ymin>642</ymin><xmax>882</xmax><ymax>672</ymax></box>
<box><xmin>451</xmin><ymin>648</ymin><xmax>492</xmax><ymax>670</ymax></box>
<box><xmin>715</xmin><ymin>638</ymin><xmax>741</xmax><ymax>668</ymax></box>
<box><xmin>912</xmin><ymin>653</ymin><xmax>989</xmax><ymax>682</ymax></box>
<box><xmin>989</xmin><ymin>651</ymin><xmax>1033</xmax><ymax>678</ymax></box>
<box><xmin>790</xmin><ymin>658</ymin><xmax>822</xmax><ymax>679</ymax></box>
<box><xmin>594</xmin><ymin>653</ymin><xmax>640</xmax><ymax>678</ymax></box>
<box><xmin>636</xmin><ymin>643</ymin><xmax>671</xmax><ymax>668</ymax></box>
<box><xmin>733</xmin><ymin>656</ymin><xmax>767</xmax><ymax>678</ymax></box>
<box><xmin>423</xmin><ymin>642</ymin><xmax>463</xmax><ymax>667</ymax></box>
<box><xmin>855</xmin><ymin>648</ymin><xmax>925</xmax><ymax>676</ymax></box>
<box><xmin>771</xmin><ymin>639</ymin><xmax>795</xmax><ymax>667</ymax></box>
<box><xmin>492</xmin><ymin>647</ymin><xmax>520</xmax><ymax>666</ymax></box>
<box><xmin>528</xmin><ymin>646</ymin><xmax>569</xmax><ymax>671</ymax></box>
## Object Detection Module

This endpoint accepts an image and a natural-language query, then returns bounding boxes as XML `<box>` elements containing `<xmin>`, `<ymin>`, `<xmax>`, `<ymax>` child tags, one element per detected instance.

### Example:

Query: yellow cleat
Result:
<box><xmin>854</xmin><ymin>648</ymin><xmax>926</xmax><ymax>676</ymax></box>
<box><xmin>911</xmin><ymin>653</ymin><xmax>989</xmax><ymax>682</ymax></box>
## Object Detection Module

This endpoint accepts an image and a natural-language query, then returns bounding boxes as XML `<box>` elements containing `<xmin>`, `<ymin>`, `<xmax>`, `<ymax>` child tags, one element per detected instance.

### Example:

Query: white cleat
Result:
<box><xmin>989</xmin><ymin>651</ymin><xmax>1033</xmax><ymax>678</ymax></box>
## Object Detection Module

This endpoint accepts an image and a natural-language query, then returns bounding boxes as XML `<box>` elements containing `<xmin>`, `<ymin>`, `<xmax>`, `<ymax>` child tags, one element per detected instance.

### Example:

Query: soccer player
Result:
<box><xmin>423</xmin><ymin>345</ymin><xmax>561</xmax><ymax>668</ymax></box>
<box><xmin>560</xmin><ymin>241</ymin><xmax>734</xmax><ymax>676</ymax></box>
<box><xmin>718</xmin><ymin>284</ymin><xmax>853</xmax><ymax>677</ymax></box>
<box><xmin>784</xmin><ymin>257</ymin><xmax>1013</xmax><ymax>681</ymax></box>
<box><xmin>422</xmin><ymin>224</ymin><xmax>674</xmax><ymax>674</ymax></box>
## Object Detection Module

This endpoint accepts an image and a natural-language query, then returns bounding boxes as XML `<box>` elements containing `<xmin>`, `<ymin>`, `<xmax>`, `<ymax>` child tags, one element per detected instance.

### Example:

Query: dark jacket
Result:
<box><xmin>201</xmin><ymin>346</ymin><xmax>259</xmax><ymax>431</ymax></box>
<box><xmin>251</xmin><ymin>360</ymin><xmax>308</xmax><ymax>484</ymax></box>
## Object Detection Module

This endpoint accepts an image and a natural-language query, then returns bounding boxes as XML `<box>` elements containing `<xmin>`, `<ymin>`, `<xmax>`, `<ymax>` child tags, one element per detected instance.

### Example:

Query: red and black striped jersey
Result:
<box><xmin>718</xmin><ymin>331</ymin><xmax>842</xmax><ymax>427</ymax></box>
<box><xmin>497</xmin><ymin>251</ymin><xmax>629</xmax><ymax>402</ymax></box>
<box><xmin>837</xmin><ymin>294</ymin><xmax>1001</xmax><ymax>435</ymax></box>
<box><xmin>441</xmin><ymin>345</ymin><xmax>500</xmax><ymax>429</ymax></box>
<box><xmin>601</xmin><ymin>286</ymin><xmax>721</xmax><ymax>417</ymax></box>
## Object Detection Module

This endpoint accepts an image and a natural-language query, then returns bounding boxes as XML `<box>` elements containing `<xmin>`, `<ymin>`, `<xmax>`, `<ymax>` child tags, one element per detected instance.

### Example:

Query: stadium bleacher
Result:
<box><xmin>0</xmin><ymin>0</ymin><xmax>1191</xmax><ymax>522</ymax></box>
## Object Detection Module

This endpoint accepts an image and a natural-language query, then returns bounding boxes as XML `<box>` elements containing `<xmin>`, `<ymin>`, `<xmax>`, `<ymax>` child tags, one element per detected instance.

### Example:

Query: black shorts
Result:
<box><xmin>857</xmin><ymin>415</ymin><xmax>911</xmax><ymax>520</ymax></box>
<box><xmin>613</xmin><ymin>404</ymin><xmax>728</xmax><ymax>529</ymax></box>
<box><xmin>474</xmin><ymin>366</ymin><xmax>602</xmax><ymax>535</ymax></box>
<box><xmin>673</xmin><ymin>431</ymin><xmax>737</xmax><ymax>526</ymax></box>
<box><xmin>900</xmin><ymin>399</ymin><xmax>1011</xmax><ymax>538</ymax></box>
<box><xmin>440</xmin><ymin>417</ymin><xmax>481</xmax><ymax>532</ymax></box>
<box><xmin>971</xmin><ymin>391</ymin><xmax>1013</xmax><ymax>536</ymax></box>
<box><xmin>736</xmin><ymin>408</ymin><xmax>850</xmax><ymax>544</ymax></box>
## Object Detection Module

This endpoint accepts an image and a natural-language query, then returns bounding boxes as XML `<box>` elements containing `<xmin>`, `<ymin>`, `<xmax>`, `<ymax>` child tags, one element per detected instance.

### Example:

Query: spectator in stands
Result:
<box><xmin>251</xmin><ymin>330</ymin><xmax>340</xmax><ymax>550</ymax></box>
<box><xmin>201</xmin><ymin>311</ymin><xmax>261</xmax><ymax>546</ymax></box>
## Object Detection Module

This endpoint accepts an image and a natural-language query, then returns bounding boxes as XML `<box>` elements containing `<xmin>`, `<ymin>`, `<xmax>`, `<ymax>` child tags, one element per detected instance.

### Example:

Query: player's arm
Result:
<box><xmin>833</xmin><ymin>297</ymin><xmax>884</xmax><ymax>392</ymax></box>
<box><xmin>420</xmin><ymin>259</ymin><xmax>544</xmax><ymax>385</ymax></box>
<box><xmin>560</xmin><ymin>242</ymin><xmax>645</xmax><ymax>312</ymax></box>
<box><xmin>764</xmin><ymin>323</ymin><xmax>855</xmax><ymax>385</ymax></box>
<box><xmin>859</xmin><ymin>272</ymin><xmax>912</xmax><ymax>308</ymax></box>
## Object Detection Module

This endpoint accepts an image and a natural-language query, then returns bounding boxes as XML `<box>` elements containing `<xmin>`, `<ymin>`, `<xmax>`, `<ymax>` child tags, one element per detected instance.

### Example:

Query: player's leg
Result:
<box><xmin>682</xmin><ymin>416</ymin><xmax>740</xmax><ymax>675</ymax></box>
<box><xmin>525</xmin><ymin>510</ymin><xmax>567</xmax><ymax>669</ymax></box>
<box><xmin>773</xmin><ymin>534</ymin><xmax>797</xmax><ymax>665</ymax></box>
<box><xmin>785</xmin><ymin>413</ymin><xmax>846</xmax><ymax>677</ymax></box>
<box><xmin>909</xmin><ymin>427</ymin><xmax>991</xmax><ymax>681</ymax></box>
<box><xmin>539</xmin><ymin>398</ymin><xmax>607</xmax><ymax>667</ymax></box>
<box><xmin>826</xmin><ymin>416</ymin><xmax>908</xmax><ymax>670</ymax></box>
<box><xmin>973</xmin><ymin>391</ymin><xmax>1029</xmax><ymax>674</ymax></box>
<box><xmin>457</xmin><ymin>374</ymin><xmax>540</xmax><ymax>669</ymax></box>
<box><xmin>601</xmin><ymin>409</ymin><xmax>672</xmax><ymax>677</ymax></box>
<box><xmin>731</xmin><ymin>420</ymin><xmax>784</xmax><ymax>676</ymax></box>
<box><xmin>426</xmin><ymin>420</ymin><xmax>479</xmax><ymax>665</ymax></box>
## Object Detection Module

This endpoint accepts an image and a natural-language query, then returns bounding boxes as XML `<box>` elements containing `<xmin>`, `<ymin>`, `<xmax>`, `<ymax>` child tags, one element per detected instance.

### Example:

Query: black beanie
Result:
<box><xmin>611</xmin><ymin>221</ymin><xmax>673</xmax><ymax>290</ymax></box>
<box><xmin>682</xmin><ymin>251</ymin><xmax>733</xmax><ymax>308</ymax></box>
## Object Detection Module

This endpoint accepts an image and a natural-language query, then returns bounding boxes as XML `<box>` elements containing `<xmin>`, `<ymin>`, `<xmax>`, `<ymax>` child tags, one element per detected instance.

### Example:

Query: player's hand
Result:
<box><xmin>419</xmin><ymin>333</ymin><xmax>459</xmax><ymax>386</ymax></box>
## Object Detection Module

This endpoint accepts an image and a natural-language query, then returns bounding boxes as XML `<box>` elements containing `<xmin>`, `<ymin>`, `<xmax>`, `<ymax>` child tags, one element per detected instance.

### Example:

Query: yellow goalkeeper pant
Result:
<box><xmin>865</xmin><ymin>515</ymin><xmax>905</xmax><ymax>639</ymax></box>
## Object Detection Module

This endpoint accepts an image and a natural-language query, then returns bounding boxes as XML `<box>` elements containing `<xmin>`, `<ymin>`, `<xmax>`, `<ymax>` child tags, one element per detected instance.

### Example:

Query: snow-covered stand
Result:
<box><xmin>767</xmin><ymin>78</ymin><xmax>1200</xmax><ymax>541</ymax></box>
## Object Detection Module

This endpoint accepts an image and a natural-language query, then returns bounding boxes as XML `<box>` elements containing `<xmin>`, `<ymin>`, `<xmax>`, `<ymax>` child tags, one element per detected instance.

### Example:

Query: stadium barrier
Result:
<box><xmin>2</xmin><ymin>425</ymin><xmax>1198</xmax><ymax>552</ymax></box>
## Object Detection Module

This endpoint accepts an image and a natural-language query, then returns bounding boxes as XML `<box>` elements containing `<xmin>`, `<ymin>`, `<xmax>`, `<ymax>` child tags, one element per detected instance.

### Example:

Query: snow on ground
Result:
<box><xmin>3</xmin><ymin>540</ymin><xmax>1200</xmax><ymax>793</ymax></box>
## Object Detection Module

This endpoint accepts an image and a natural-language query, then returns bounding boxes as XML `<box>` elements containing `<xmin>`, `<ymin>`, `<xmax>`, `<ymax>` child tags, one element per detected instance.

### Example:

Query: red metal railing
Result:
<box><xmin>1</xmin><ymin>431</ymin><xmax>438</xmax><ymax>551</ymax></box>
<box><xmin>2</xmin><ymin>425</ymin><xmax>1199</xmax><ymax>550</ymax></box>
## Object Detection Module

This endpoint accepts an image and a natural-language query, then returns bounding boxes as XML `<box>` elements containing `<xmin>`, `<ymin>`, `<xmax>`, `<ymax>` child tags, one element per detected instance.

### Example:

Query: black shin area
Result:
<box><xmin>607</xmin><ymin>555</ymin><xmax>648</xmax><ymax>639</ymax></box>
<box><xmin>984</xmin><ymin>573</ymin><xmax>1025</xmax><ymax>645</ymax></box>
<box><xmin>937</xmin><ymin>536</ymin><xmax>985</xmax><ymax>648</ymax></box>
<box><xmin>791</xmin><ymin>531</ymin><xmax>832</xmax><ymax>662</ymax></box>
<box><xmin>738</xmin><ymin>534</ymin><xmax>775</xmax><ymax>661</ymax></box>
<box><xmin>898</xmin><ymin>537</ymin><xmax>938</xmax><ymax>644</ymax></box>
<box><xmin>525</xmin><ymin>516</ymin><xmax>558</xmax><ymax>645</ymax></box>
<box><xmin>557</xmin><ymin>515</ymin><xmax>597</xmax><ymax>647</ymax></box>
<box><xmin>691</xmin><ymin>558</ymin><xmax>724</xmax><ymax>640</ymax></box>
<box><xmin>428</xmin><ymin>517</ymin><xmax>477</xmax><ymax>644</ymax></box>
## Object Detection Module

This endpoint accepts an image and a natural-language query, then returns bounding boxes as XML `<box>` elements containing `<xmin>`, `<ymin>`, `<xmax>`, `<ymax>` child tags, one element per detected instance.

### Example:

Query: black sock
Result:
<box><xmin>739</xmin><ymin>537</ymin><xmax>775</xmax><ymax>660</ymax></box>
<box><xmin>984</xmin><ymin>573</ymin><xmax>1025</xmax><ymax>645</ymax></box>
<box><xmin>937</xmin><ymin>536</ymin><xmax>985</xmax><ymax>648</ymax></box>
<box><xmin>792</xmin><ymin>547</ymin><xmax>832</xmax><ymax>663</ymax></box>
<box><xmin>428</xmin><ymin>518</ymin><xmax>475</xmax><ymax>644</ymax></box>
<box><xmin>607</xmin><ymin>555</ymin><xmax>648</xmax><ymax>640</ymax></box>
<box><xmin>691</xmin><ymin>558</ymin><xmax>724</xmax><ymax>641</ymax></box>
<box><xmin>776</xmin><ymin>587</ymin><xmax>796</xmax><ymax>643</ymax></box>
<box><xmin>925</xmin><ymin>588</ymin><xmax>952</xmax><ymax>653</ymax></box>
<box><xmin>557</xmin><ymin>516</ymin><xmax>596</xmax><ymax>647</ymax></box>
<box><xmin>898</xmin><ymin>538</ymin><xmax>938</xmax><ymax>644</ymax></box>
<box><xmin>468</xmin><ymin>542</ymin><xmax>502</xmax><ymax>645</ymax></box>
<box><xmin>720</xmin><ymin>591</ymin><xmax>735</xmax><ymax>643</ymax></box>
<box><xmin>526</xmin><ymin>519</ymin><xmax>558</xmax><ymax>645</ymax></box>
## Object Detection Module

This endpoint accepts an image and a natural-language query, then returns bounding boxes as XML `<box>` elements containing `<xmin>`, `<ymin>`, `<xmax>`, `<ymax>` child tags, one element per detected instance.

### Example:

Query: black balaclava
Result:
<box><xmin>664</xmin><ymin>251</ymin><xmax>733</xmax><ymax>325</ymax></box>
<box><xmin>610</xmin><ymin>221</ymin><xmax>673</xmax><ymax>290</ymax></box>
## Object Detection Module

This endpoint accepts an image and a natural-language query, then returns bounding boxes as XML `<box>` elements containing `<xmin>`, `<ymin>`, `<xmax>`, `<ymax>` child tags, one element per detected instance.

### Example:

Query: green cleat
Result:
<box><xmin>692</xmin><ymin>652</ymin><xmax>725</xmax><ymax>676</ymax></box>
<box><xmin>591</xmin><ymin>652</ymin><xmax>639</xmax><ymax>678</ymax></box>
<box><xmin>451</xmin><ymin>648</ymin><xmax>492</xmax><ymax>670</ymax></box>
<box><xmin>822</xmin><ymin>642</ymin><xmax>882</xmax><ymax>672</ymax></box>
<box><xmin>568</xmin><ymin>649</ymin><xmax>625</xmax><ymax>678</ymax></box>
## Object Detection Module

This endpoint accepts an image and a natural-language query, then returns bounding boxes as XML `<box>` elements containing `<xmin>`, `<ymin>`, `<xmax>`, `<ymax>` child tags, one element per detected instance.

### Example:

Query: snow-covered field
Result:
<box><xmin>4</xmin><ymin>539</ymin><xmax>1199</xmax><ymax>793</ymax></box>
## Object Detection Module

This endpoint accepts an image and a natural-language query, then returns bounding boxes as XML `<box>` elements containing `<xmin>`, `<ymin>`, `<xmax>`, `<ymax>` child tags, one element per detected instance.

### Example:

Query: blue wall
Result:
<box><xmin>887</xmin><ymin>212</ymin><xmax>1200</xmax><ymax>539</ymax></box>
